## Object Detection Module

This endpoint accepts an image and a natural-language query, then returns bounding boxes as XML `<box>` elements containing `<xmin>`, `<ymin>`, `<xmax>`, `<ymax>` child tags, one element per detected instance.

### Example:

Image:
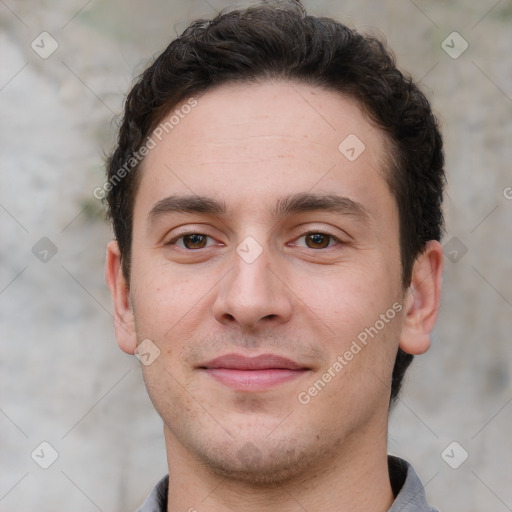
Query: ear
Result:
<box><xmin>105</xmin><ymin>240</ymin><xmax>137</xmax><ymax>355</ymax></box>
<box><xmin>399</xmin><ymin>240</ymin><xmax>443</xmax><ymax>355</ymax></box>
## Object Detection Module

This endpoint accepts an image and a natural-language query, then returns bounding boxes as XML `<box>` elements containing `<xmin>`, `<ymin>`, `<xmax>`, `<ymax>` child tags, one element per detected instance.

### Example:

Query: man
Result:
<box><xmin>104</xmin><ymin>1</ymin><xmax>444</xmax><ymax>510</ymax></box>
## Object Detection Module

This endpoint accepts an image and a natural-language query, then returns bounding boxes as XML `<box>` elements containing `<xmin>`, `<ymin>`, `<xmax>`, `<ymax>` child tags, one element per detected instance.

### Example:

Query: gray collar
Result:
<box><xmin>387</xmin><ymin>456</ymin><xmax>439</xmax><ymax>512</ymax></box>
<box><xmin>136</xmin><ymin>456</ymin><xmax>439</xmax><ymax>512</ymax></box>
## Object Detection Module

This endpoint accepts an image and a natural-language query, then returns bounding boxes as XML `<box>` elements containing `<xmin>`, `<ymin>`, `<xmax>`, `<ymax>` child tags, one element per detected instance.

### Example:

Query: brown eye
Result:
<box><xmin>304</xmin><ymin>233</ymin><xmax>333</xmax><ymax>249</ymax></box>
<box><xmin>166</xmin><ymin>233</ymin><xmax>215</xmax><ymax>250</ymax></box>
<box><xmin>182</xmin><ymin>234</ymin><xmax>208</xmax><ymax>249</ymax></box>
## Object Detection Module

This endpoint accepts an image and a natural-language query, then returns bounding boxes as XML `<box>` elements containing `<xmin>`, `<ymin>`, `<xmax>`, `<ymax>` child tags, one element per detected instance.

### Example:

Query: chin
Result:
<box><xmin>186</xmin><ymin>429</ymin><xmax>337</xmax><ymax>487</ymax></box>
<box><xmin>196</xmin><ymin>445</ymin><xmax>311</xmax><ymax>486</ymax></box>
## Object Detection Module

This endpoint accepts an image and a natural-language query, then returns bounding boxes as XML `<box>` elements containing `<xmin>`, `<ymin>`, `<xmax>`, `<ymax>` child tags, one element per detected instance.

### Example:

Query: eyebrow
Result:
<box><xmin>147</xmin><ymin>192</ymin><xmax>370</xmax><ymax>223</ymax></box>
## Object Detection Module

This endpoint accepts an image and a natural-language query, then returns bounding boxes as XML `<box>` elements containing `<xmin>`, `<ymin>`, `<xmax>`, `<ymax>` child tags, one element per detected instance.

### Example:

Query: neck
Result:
<box><xmin>164</xmin><ymin>421</ymin><xmax>394</xmax><ymax>512</ymax></box>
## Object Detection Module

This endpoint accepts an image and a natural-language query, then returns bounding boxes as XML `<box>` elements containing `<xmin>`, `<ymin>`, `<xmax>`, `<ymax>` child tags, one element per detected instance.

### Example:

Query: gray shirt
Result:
<box><xmin>136</xmin><ymin>455</ymin><xmax>439</xmax><ymax>512</ymax></box>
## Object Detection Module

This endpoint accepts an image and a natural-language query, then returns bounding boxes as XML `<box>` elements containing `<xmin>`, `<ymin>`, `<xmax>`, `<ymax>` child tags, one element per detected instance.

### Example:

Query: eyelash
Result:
<box><xmin>165</xmin><ymin>230</ymin><xmax>344</xmax><ymax>250</ymax></box>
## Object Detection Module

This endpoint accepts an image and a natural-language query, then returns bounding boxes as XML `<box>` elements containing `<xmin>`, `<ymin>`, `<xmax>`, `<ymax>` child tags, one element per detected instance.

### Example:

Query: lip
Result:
<box><xmin>199</xmin><ymin>353</ymin><xmax>310</xmax><ymax>392</ymax></box>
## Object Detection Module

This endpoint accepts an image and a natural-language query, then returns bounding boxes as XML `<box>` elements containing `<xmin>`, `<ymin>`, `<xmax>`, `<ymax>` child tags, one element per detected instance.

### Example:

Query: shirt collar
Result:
<box><xmin>136</xmin><ymin>456</ymin><xmax>438</xmax><ymax>512</ymax></box>
<box><xmin>387</xmin><ymin>456</ymin><xmax>439</xmax><ymax>512</ymax></box>
<box><xmin>136</xmin><ymin>473</ymin><xmax>168</xmax><ymax>512</ymax></box>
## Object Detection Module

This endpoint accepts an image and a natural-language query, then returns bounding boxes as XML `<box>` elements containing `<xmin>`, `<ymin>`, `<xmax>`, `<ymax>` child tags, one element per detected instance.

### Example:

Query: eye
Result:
<box><xmin>294</xmin><ymin>232</ymin><xmax>342</xmax><ymax>249</ymax></box>
<box><xmin>166</xmin><ymin>233</ymin><xmax>217</xmax><ymax>250</ymax></box>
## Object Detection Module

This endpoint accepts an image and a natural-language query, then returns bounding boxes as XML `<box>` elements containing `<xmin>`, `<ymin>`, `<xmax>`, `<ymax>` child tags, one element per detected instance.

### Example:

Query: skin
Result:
<box><xmin>106</xmin><ymin>80</ymin><xmax>443</xmax><ymax>512</ymax></box>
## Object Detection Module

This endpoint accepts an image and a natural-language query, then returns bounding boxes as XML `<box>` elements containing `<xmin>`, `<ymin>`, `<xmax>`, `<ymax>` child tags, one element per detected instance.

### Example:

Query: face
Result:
<box><xmin>107</xmin><ymin>80</ymin><xmax>439</xmax><ymax>484</ymax></box>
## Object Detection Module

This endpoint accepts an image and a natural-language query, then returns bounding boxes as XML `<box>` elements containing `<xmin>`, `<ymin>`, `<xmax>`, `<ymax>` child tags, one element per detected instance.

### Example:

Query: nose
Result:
<box><xmin>212</xmin><ymin>243</ymin><xmax>294</xmax><ymax>330</ymax></box>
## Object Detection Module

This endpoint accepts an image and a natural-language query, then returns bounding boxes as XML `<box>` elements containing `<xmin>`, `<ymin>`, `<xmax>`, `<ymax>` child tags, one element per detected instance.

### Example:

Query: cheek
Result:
<box><xmin>130</xmin><ymin>259</ymin><xmax>204</xmax><ymax>339</ymax></box>
<box><xmin>292</xmin><ymin>263</ymin><xmax>402</xmax><ymax>364</ymax></box>
<box><xmin>292</xmin><ymin>266</ymin><xmax>377</xmax><ymax>333</ymax></box>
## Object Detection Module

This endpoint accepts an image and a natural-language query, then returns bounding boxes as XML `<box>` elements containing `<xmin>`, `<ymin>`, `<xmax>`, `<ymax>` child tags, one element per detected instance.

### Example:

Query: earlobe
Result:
<box><xmin>399</xmin><ymin>240</ymin><xmax>443</xmax><ymax>355</ymax></box>
<box><xmin>105</xmin><ymin>241</ymin><xmax>137</xmax><ymax>355</ymax></box>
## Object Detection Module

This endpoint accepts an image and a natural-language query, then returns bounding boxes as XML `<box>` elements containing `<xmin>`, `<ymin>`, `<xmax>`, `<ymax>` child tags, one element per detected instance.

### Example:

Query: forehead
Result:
<box><xmin>134</xmin><ymin>80</ymin><xmax>393</xmax><ymax>222</ymax></box>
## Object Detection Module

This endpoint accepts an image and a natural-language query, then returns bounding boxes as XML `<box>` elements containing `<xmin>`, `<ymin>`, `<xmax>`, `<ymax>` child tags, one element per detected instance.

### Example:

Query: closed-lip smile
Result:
<box><xmin>199</xmin><ymin>353</ymin><xmax>310</xmax><ymax>391</ymax></box>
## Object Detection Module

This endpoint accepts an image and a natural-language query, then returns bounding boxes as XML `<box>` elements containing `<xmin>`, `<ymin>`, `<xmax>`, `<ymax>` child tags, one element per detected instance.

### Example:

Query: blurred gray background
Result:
<box><xmin>1</xmin><ymin>0</ymin><xmax>511</xmax><ymax>510</ymax></box>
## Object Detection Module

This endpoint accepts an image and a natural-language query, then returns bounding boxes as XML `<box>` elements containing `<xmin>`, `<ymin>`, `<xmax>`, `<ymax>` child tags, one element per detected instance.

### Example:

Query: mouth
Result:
<box><xmin>198</xmin><ymin>353</ymin><xmax>310</xmax><ymax>392</ymax></box>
